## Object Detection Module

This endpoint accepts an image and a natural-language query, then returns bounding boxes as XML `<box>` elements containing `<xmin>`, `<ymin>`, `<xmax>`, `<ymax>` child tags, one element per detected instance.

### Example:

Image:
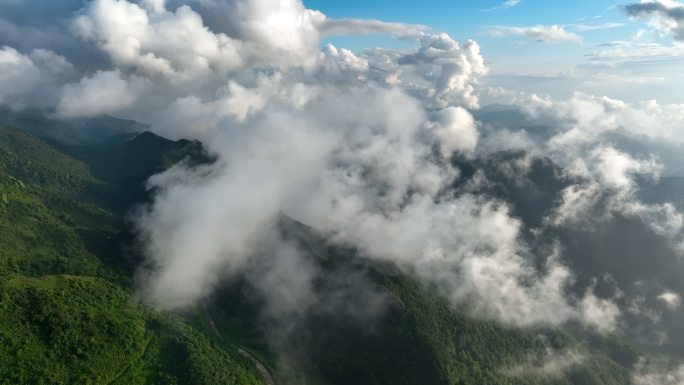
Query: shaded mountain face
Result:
<box><xmin>83</xmin><ymin>130</ymin><xmax>212</xmax><ymax>213</ymax></box>
<box><xmin>453</xmin><ymin>150</ymin><xmax>573</xmax><ymax>229</ymax></box>
<box><xmin>0</xmin><ymin>109</ymin><xmax>212</xmax><ymax>212</ymax></box>
<box><xmin>452</xmin><ymin>150</ymin><xmax>684</xmax><ymax>356</ymax></box>
<box><xmin>204</xmin><ymin>215</ymin><xmax>638</xmax><ymax>385</ymax></box>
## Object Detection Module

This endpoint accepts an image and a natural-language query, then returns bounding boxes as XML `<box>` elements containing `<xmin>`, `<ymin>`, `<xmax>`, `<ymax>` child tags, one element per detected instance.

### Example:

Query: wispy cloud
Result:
<box><xmin>320</xmin><ymin>19</ymin><xmax>428</xmax><ymax>38</ymax></box>
<box><xmin>484</xmin><ymin>22</ymin><xmax>624</xmax><ymax>44</ymax></box>
<box><xmin>571</xmin><ymin>22</ymin><xmax>626</xmax><ymax>32</ymax></box>
<box><xmin>482</xmin><ymin>0</ymin><xmax>522</xmax><ymax>12</ymax></box>
<box><xmin>584</xmin><ymin>40</ymin><xmax>683</xmax><ymax>66</ymax></box>
<box><xmin>485</xmin><ymin>25</ymin><xmax>582</xmax><ymax>44</ymax></box>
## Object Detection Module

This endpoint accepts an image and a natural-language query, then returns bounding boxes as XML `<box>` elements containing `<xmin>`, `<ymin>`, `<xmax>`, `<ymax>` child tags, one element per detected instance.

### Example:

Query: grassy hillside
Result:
<box><xmin>0</xmin><ymin>127</ymin><xmax>113</xmax><ymax>277</ymax></box>
<box><xmin>0</xmin><ymin>125</ymin><xmax>261</xmax><ymax>385</ymax></box>
<box><xmin>0</xmin><ymin>275</ymin><xmax>262</xmax><ymax>385</ymax></box>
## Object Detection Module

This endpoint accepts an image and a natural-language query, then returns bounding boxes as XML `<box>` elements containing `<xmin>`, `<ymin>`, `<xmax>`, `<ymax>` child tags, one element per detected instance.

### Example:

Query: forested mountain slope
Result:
<box><xmin>0</xmin><ymin>123</ymin><xmax>261</xmax><ymax>385</ymax></box>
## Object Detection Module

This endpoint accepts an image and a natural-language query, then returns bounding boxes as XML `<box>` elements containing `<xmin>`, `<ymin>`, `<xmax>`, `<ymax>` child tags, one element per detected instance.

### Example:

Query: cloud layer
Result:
<box><xmin>2</xmin><ymin>1</ymin><xmax>684</xmax><ymax>356</ymax></box>
<box><xmin>485</xmin><ymin>25</ymin><xmax>582</xmax><ymax>44</ymax></box>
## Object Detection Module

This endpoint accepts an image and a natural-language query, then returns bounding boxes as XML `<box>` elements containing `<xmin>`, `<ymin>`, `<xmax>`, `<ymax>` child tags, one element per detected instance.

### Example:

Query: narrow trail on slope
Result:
<box><xmin>202</xmin><ymin>304</ymin><xmax>277</xmax><ymax>385</ymax></box>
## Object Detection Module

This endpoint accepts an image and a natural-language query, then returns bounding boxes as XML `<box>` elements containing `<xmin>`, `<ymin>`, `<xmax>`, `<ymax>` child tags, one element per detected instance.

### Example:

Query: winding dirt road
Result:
<box><xmin>202</xmin><ymin>304</ymin><xmax>276</xmax><ymax>385</ymax></box>
<box><xmin>237</xmin><ymin>348</ymin><xmax>276</xmax><ymax>385</ymax></box>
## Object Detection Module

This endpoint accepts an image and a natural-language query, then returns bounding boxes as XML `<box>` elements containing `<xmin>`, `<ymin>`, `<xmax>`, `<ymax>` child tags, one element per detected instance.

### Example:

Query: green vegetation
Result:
<box><xmin>0</xmin><ymin>275</ymin><xmax>261</xmax><ymax>385</ymax></box>
<box><xmin>0</xmin><ymin>127</ymin><xmax>113</xmax><ymax>277</ymax></box>
<box><xmin>0</xmin><ymin>124</ymin><xmax>261</xmax><ymax>385</ymax></box>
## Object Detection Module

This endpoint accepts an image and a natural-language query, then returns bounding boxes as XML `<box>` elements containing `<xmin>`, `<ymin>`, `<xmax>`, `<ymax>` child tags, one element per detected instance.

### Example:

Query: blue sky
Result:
<box><xmin>305</xmin><ymin>0</ymin><xmax>684</xmax><ymax>103</ymax></box>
